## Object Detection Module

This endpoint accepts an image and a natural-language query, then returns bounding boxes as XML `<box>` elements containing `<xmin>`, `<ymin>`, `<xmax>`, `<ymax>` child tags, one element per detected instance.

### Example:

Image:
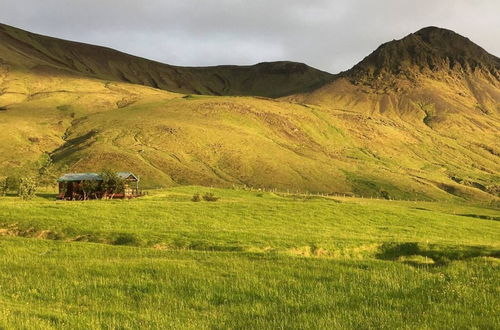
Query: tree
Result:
<box><xmin>18</xmin><ymin>176</ymin><xmax>37</xmax><ymax>200</ymax></box>
<box><xmin>37</xmin><ymin>154</ymin><xmax>56</xmax><ymax>188</ymax></box>
<box><xmin>380</xmin><ymin>190</ymin><xmax>390</xmax><ymax>200</ymax></box>
<box><xmin>100</xmin><ymin>169</ymin><xmax>125</xmax><ymax>199</ymax></box>
<box><xmin>82</xmin><ymin>180</ymin><xmax>100</xmax><ymax>200</ymax></box>
<box><xmin>0</xmin><ymin>178</ymin><xmax>7</xmax><ymax>196</ymax></box>
<box><xmin>5</xmin><ymin>176</ymin><xmax>20</xmax><ymax>193</ymax></box>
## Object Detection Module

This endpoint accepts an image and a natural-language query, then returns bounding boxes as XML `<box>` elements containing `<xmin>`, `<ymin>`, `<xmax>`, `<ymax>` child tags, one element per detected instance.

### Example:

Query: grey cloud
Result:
<box><xmin>0</xmin><ymin>0</ymin><xmax>498</xmax><ymax>73</ymax></box>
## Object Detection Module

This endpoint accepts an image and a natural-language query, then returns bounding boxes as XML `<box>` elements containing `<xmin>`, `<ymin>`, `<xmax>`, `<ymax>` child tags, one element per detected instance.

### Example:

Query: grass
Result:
<box><xmin>1</xmin><ymin>238</ymin><xmax>498</xmax><ymax>329</ymax></box>
<box><xmin>0</xmin><ymin>187</ymin><xmax>498</xmax><ymax>253</ymax></box>
<box><xmin>0</xmin><ymin>186</ymin><xmax>499</xmax><ymax>328</ymax></box>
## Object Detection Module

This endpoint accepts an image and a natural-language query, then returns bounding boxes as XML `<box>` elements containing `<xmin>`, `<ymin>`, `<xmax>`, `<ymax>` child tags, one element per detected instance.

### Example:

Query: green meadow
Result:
<box><xmin>0</xmin><ymin>187</ymin><xmax>499</xmax><ymax>328</ymax></box>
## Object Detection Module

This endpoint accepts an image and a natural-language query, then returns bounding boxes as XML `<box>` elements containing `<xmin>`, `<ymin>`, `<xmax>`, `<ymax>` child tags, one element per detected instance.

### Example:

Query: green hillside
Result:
<box><xmin>0</xmin><ymin>24</ymin><xmax>498</xmax><ymax>201</ymax></box>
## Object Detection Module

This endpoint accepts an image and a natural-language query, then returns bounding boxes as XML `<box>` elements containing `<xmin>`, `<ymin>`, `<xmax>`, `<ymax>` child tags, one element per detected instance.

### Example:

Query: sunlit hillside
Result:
<box><xmin>0</xmin><ymin>24</ymin><xmax>498</xmax><ymax>201</ymax></box>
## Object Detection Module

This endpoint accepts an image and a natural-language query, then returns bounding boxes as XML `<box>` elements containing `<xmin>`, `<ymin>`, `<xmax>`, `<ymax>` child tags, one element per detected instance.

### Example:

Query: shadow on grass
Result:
<box><xmin>457</xmin><ymin>213</ymin><xmax>500</xmax><ymax>221</ymax></box>
<box><xmin>37</xmin><ymin>193</ymin><xmax>58</xmax><ymax>200</ymax></box>
<box><xmin>376</xmin><ymin>242</ymin><xmax>499</xmax><ymax>267</ymax></box>
<box><xmin>1</xmin><ymin>193</ymin><xmax>57</xmax><ymax>200</ymax></box>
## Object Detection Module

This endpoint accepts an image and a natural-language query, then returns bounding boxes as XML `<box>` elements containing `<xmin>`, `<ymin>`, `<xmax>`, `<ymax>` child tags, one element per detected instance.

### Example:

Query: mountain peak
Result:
<box><xmin>346</xmin><ymin>27</ymin><xmax>500</xmax><ymax>86</ymax></box>
<box><xmin>414</xmin><ymin>25</ymin><xmax>454</xmax><ymax>36</ymax></box>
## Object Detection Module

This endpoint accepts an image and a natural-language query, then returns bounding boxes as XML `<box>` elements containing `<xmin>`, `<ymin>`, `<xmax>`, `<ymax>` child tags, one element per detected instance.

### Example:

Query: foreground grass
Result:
<box><xmin>1</xmin><ymin>238</ymin><xmax>499</xmax><ymax>329</ymax></box>
<box><xmin>0</xmin><ymin>187</ymin><xmax>499</xmax><ymax>328</ymax></box>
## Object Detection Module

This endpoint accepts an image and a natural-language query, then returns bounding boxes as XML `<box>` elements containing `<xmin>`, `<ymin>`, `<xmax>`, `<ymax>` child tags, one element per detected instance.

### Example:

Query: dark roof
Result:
<box><xmin>117</xmin><ymin>172</ymin><xmax>139</xmax><ymax>181</ymax></box>
<box><xmin>58</xmin><ymin>172</ymin><xmax>139</xmax><ymax>182</ymax></box>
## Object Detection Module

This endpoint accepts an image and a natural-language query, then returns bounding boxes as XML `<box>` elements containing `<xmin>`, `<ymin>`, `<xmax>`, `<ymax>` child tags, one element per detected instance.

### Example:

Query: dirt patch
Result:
<box><xmin>0</xmin><ymin>225</ymin><xmax>61</xmax><ymax>240</ymax></box>
<box><xmin>289</xmin><ymin>245</ymin><xmax>329</xmax><ymax>257</ymax></box>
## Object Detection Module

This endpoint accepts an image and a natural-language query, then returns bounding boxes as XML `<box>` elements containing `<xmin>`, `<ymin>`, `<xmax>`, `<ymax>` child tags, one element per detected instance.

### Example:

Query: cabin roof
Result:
<box><xmin>117</xmin><ymin>172</ymin><xmax>139</xmax><ymax>182</ymax></box>
<box><xmin>58</xmin><ymin>172</ymin><xmax>139</xmax><ymax>182</ymax></box>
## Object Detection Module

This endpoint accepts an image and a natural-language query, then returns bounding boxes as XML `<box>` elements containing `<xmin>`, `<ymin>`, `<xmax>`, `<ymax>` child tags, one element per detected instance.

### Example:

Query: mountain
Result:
<box><xmin>288</xmin><ymin>27</ymin><xmax>499</xmax><ymax>113</ymax></box>
<box><xmin>283</xmin><ymin>27</ymin><xmax>500</xmax><ymax>199</ymax></box>
<box><xmin>0</xmin><ymin>24</ymin><xmax>498</xmax><ymax>201</ymax></box>
<box><xmin>0</xmin><ymin>23</ymin><xmax>333</xmax><ymax>98</ymax></box>
<box><xmin>347</xmin><ymin>26</ymin><xmax>499</xmax><ymax>84</ymax></box>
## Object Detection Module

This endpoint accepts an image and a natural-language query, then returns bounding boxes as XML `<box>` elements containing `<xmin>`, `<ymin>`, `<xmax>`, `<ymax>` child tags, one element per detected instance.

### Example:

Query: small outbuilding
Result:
<box><xmin>57</xmin><ymin>172</ymin><xmax>140</xmax><ymax>200</ymax></box>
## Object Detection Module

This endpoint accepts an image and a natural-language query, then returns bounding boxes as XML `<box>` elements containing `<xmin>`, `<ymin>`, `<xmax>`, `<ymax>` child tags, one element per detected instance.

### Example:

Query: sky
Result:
<box><xmin>0</xmin><ymin>0</ymin><xmax>498</xmax><ymax>73</ymax></box>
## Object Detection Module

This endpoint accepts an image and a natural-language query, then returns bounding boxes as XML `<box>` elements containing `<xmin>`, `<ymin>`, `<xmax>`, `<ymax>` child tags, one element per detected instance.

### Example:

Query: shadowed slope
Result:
<box><xmin>0</xmin><ymin>23</ymin><xmax>333</xmax><ymax>98</ymax></box>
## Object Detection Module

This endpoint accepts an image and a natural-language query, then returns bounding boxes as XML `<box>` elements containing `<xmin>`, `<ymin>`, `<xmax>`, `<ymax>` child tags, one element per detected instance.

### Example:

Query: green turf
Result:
<box><xmin>0</xmin><ymin>187</ymin><xmax>498</xmax><ymax>328</ymax></box>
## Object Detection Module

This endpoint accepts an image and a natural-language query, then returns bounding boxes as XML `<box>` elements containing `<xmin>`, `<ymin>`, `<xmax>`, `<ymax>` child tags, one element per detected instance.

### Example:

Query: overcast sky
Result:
<box><xmin>0</xmin><ymin>0</ymin><xmax>498</xmax><ymax>73</ymax></box>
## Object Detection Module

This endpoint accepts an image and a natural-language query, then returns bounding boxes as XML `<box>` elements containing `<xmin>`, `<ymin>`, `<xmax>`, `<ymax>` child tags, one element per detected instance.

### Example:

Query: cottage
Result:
<box><xmin>57</xmin><ymin>172</ymin><xmax>139</xmax><ymax>200</ymax></box>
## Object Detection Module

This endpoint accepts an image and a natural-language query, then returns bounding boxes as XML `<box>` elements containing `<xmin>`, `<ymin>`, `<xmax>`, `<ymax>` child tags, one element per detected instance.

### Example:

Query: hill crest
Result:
<box><xmin>0</xmin><ymin>23</ymin><xmax>334</xmax><ymax>98</ymax></box>
<box><xmin>345</xmin><ymin>26</ymin><xmax>500</xmax><ymax>88</ymax></box>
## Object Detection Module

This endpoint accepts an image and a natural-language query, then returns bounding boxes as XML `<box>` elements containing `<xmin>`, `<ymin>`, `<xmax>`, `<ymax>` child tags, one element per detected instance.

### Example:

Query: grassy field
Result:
<box><xmin>1</xmin><ymin>22</ymin><xmax>498</xmax><ymax>329</ymax></box>
<box><xmin>0</xmin><ymin>187</ymin><xmax>499</xmax><ymax>328</ymax></box>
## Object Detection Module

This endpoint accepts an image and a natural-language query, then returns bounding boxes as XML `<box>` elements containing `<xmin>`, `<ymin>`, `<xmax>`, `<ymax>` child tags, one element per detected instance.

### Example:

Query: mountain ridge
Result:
<box><xmin>0</xmin><ymin>23</ymin><xmax>498</xmax><ymax>201</ymax></box>
<box><xmin>0</xmin><ymin>23</ymin><xmax>334</xmax><ymax>98</ymax></box>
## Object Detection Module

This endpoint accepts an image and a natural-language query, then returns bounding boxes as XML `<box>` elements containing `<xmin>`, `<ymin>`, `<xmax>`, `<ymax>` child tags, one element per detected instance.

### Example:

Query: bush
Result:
<box><xmin>100</xmin><ymin>169</ymin><xmax>125</xmax><ymax>199</ymax></box>
<box><xmin>203</xmin><ymin>192</ymin><xmax>219</xmax><ymax>202</ymax></box>
<box><xmin>37</xmin><ymin>153</ymin><xmax>56</xmax><ymax>187</ymax></box>
<box><xmin>380</xmin><ymin>190</ymin><xmax>390</xmax><ymax>200</ymax></box>
<box><xmin>191</xmin><ymin>193</ymin><xmax>201</xmax><ymax>202</ymax></box>
<box><xmin>82</xmin><ymin>180</ymin><xmax>100</xmax><ymax>200</ymax></box>
<box><xmin>5</xmin><ymin>176</ymin><xmax>20</xmax><ymax>192</ymax></box>
<box><xmin>0</xmin><ymin>178</ymin><xmax>7</xmax><ymax>196</ymax></box>
<box><xmin>18</xmin><ymin>176</ymin><xmax>38</xmax><ymax>200</ymax></box>
<box><xmin>113</xmin><ymin>233</ymin><xmax>140</xmax><ymax>246</ymax></box>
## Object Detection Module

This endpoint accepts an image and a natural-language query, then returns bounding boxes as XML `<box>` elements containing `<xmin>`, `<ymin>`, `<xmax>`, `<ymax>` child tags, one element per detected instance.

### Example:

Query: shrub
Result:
<box><xmin>100</xmin><ymin>169</ymin><xmax>125</xmax><ymax>199</ymax></box>
<box><xmin>380</xmin><ymin>190</ymin><xmax>390</xmax><ymax>200</ymax></box>
<box><xmin>18</xmin><ymin>176</ymin><xmax>38</xmax><ymax>200</ymax></box>
<box><xmin>5</xmin><ymin>176</ymin><xmax>20</xmax><ymax>192</ymax></box>
<box><xmin>37</xmin><ymin>153</ymin><xmax>56</xmax><ymax>187</ymax></box>
<box><xmin>113</xmin><ymin>233</ymin><xmax>140</xmax><ymax>246</ymax></box>
<box><xmin>82</xmin><ymin>180</ymin><xmax>100</xmax><ymax>200</ymax></box>
<box><xmin>56</xmin><ymin>105</ymin><xmax>71</xmax><ymax>111</ymax></box>
<box><xmin>0</xmin><ymin>178</ymin><xmax>7</xmax><ymax>196</ymax></box>
<box><xmin>203</xmin><ymin>192</ymin><xmax>219</xmax><ymax>202</ymax></box>
<box><xmin>191</xmin><ymin>193</ymin><xmax>201</xmax><ymax>202</ymax></box>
